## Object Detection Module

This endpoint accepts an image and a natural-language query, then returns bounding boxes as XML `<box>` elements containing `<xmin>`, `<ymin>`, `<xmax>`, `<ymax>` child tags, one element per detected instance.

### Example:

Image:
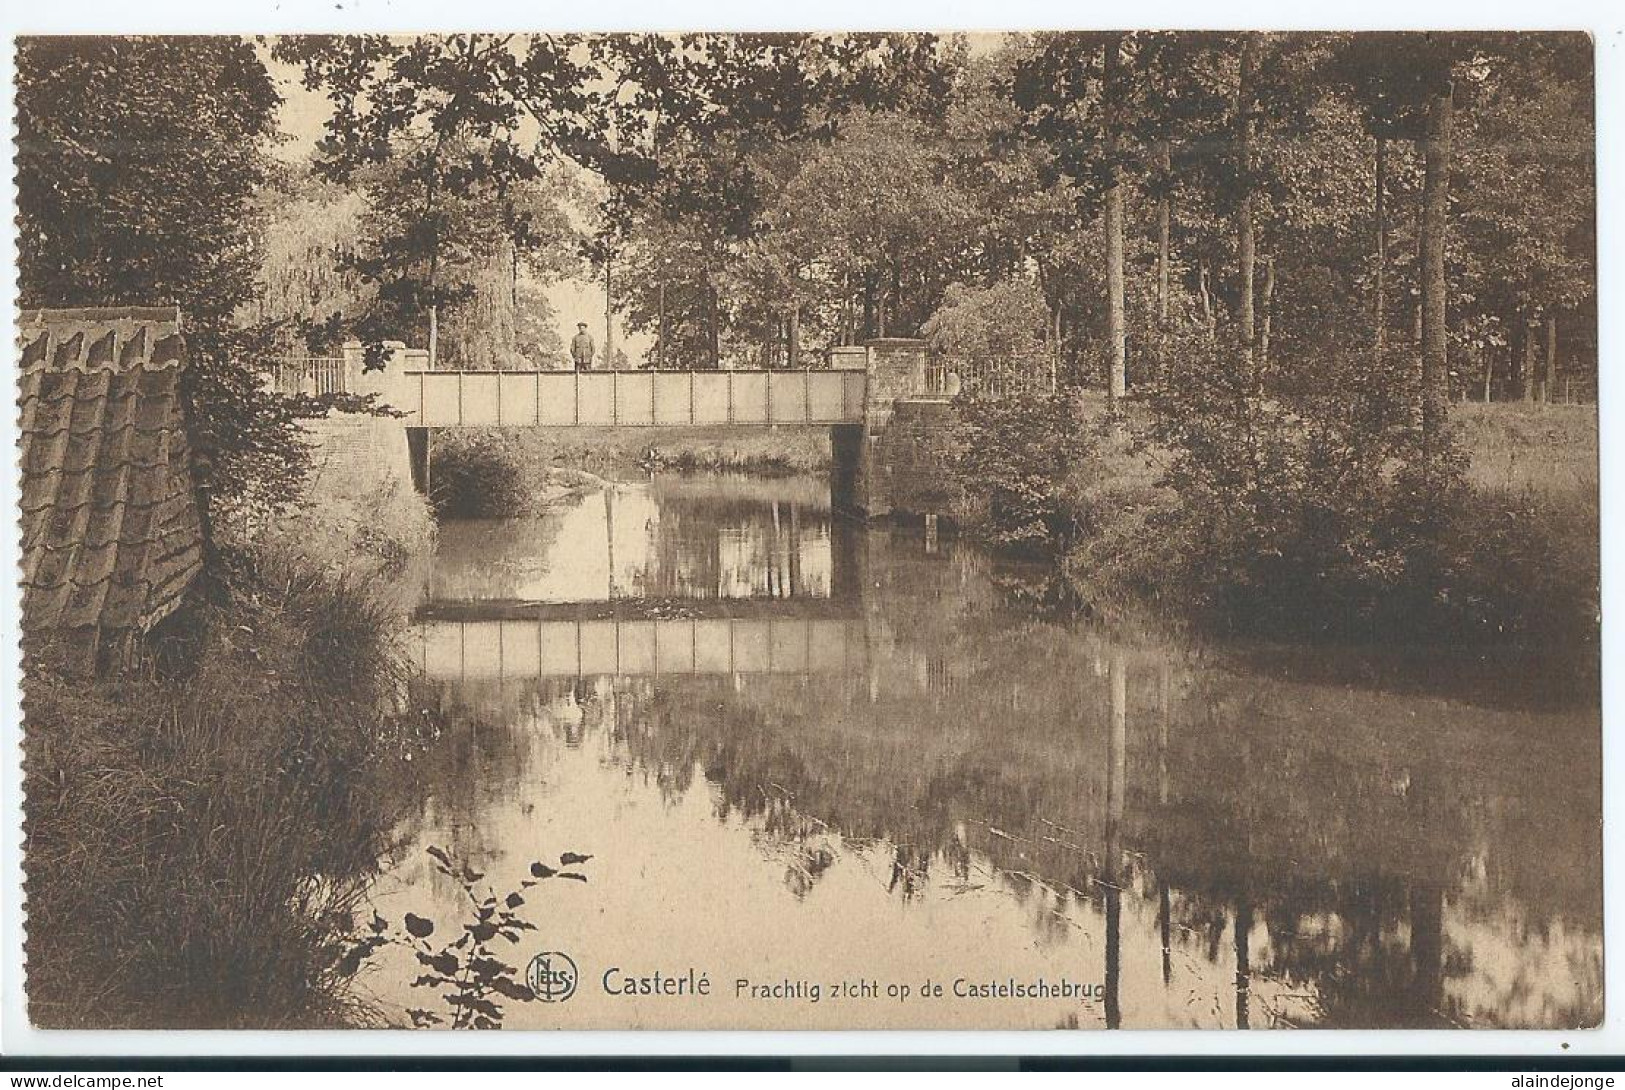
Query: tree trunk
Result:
<box><xmin>1259</xmin><ymin>255</ymin><xmax>1275</xmax><ymax>369</ymax></box>
<box><xmin>1051</xmin><ymin>304</ymin><xmax>1062</xmax><ymax>393</ymax></box>
<box><xmin>1157</xmin><ymin>138</ymin><xmax>1172</xmax><ymax>327</ymax></box>
<box><xmin>1234</xmin><ymin>899</ymin><xmax>1253</xmax><ymax>1031</ymax></box>
<box><xmin>1198</xmin><ymin>260</ymin><xmax>1217</xmax><ymax>340</ymax></box>
<box><xmin>787</xmin><ymin>306</ymin><xmax>800</xmax><ymax>368</ymax></box>
<box><xmin>1104</xmin><ymin>651</ymin><xmax>1127</xmax><ymax>1029</ymax></box>
<box><xmin>1411</xmin><ymin>885</ymin><xmax>1445</xmax><ymax>1014</ymax></box>
<box><xmin>862</xmin><ymin>275</ymin><xmax>875</xmax><ymax>340</ymax></box>
<box><xmin>425</xmin><ymin>156</ymin><xmax>443</xmax><ymax>370</ymax></box>
<box><xmin>1524</xmin><ymin>320</ymin><xmax>1538</xmax><ymax>403</ymax></box>
<box><xmin>1545</xmin><ymin>314</ymin><xmax>1558</xmax><ymax>403</ymax></box>
<box><xmin>1419</xmin><ymin>82</ymin><xmax>1454</xmax><ymax>453</ymax></box>
<box><xmin>657</xmin><ymin>279</ymin><xmax>668</xmax><ymax>369</ymax></box>
<box><xmin>897</xmin><ymin>258</ymin><xmax>910</xmax><ymax>336</ymax></box>
<box><xmin>1104</xmin><ymin>35</ymin><xmax>1128</xmax><ymax>403</ymax></box>
<box><xmin>1159</xmin><ymin>882</ymin><xmax>1172</xmax><ymax>986</ymax></box>
<box><xmin>1413</xmin><ymin>209</ymin><xmax>1426</xmax><ymax>348</ymax></box>
<box><xmin>604</xmin><ymin>254</ymin><xmax>614</xmax><ymax>368</ymax></box>
<box><xmin>707</xmin><ymin>280</ymin><xmax>720</xmax><ymax>368</ymax></box>
<box><xmin>603</xmin><ymin>487</ymin><xmax>616</xmax><ymax>600</ymax></box>
<box><xmin>1237</xmin><ymin>34</ymin><xmax>1260</xmax><ymax>378</ymax></box>
<box><xmin>838</xmin><ymin>270</ymin><xmax>850</xmax><ymax>345</ymax></box>
<box><xmin>1374</xmin><ymin>135</ymin><xmax>1387</xmax><ymax>354</ymax></box>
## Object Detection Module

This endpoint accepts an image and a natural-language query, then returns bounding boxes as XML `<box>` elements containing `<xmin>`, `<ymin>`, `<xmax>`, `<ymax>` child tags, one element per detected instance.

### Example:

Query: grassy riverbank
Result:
<box><xmin>946</xmin><ymin>396</ymin><xmax>1598</xmax><ymax>645</ymax></box>
<box><xmin>430</xmin><ymin>426</ymin><xmax>831</xmax><ymax>519</ymax></box>
<box><xmin>596</xmin><ymin>425</ymin><xmax>831</xmax><ymax>476</ymax></box>
<box><xmin>23</xmin><ymin>479</ymin><xmax>436</xmax><ymax>1028</ymax></box>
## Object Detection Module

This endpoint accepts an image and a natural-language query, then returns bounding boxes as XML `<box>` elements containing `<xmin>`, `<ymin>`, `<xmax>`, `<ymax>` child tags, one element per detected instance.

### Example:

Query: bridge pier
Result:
<box><xmin>829</xmin><ymin>423</ymin><xmax>886</xmax><ymax>518</ymax></box>
<box><xmin>406</xmin><ymin>426</ymin><xmax>431</xmax><ymax>494</ymax></box>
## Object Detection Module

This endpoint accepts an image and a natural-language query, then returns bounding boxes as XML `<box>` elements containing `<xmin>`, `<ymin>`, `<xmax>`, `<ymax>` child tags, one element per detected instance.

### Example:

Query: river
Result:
<box><xmin>358</xmin><ymin>472</ymin><xmax>1602</xmax><ymax>1031</ymax></box>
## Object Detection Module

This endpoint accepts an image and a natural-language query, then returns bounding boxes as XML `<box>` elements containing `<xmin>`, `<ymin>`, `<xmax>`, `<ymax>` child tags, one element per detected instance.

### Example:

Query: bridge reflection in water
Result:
<box><xmin>413</xmin><ymin>614</ymin><xmax>866</xmax><ymax>681</ymax></box>
<box><xmin>416</xmin><ymin>472</ymin><xmax>877</xmax><ymax>682</ymax></box>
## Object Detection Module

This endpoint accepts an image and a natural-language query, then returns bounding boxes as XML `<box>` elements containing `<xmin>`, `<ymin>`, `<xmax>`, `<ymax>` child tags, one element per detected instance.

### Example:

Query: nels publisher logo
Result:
<box><xmin>526</xmin><ymin>950</ymin><xmax>579</xmax><ymax>1003</ymax></box>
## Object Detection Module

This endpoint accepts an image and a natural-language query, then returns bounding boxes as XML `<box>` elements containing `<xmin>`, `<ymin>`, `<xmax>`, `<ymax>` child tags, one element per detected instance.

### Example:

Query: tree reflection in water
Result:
<box><xmin>390</xmin><ymin>475</ymin><xmax>1600</xmax><ymax>1030</ymax></box>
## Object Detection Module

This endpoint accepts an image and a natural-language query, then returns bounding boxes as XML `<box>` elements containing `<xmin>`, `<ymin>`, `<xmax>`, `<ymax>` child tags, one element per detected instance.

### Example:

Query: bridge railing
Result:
<box><xmin>268</xmin><ymin>356</ymin><xmax>348</xmax><ymax>397</ymax></box>
<box><xmin>395</xmin><ymin>367</ymin><xmax>868</xmax><ymax>428</ymax></box>
<box><xmin>927</xmin><ymin>355</ymin><xmax>1059</xmax><ymax>400</ymax></box>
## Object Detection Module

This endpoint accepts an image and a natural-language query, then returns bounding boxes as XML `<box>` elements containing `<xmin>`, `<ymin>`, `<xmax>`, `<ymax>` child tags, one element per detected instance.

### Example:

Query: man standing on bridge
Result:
<box><xmin>570</xmin><ymin>321</ymin><xmax>596</xmax><ymax>370</ymax></box>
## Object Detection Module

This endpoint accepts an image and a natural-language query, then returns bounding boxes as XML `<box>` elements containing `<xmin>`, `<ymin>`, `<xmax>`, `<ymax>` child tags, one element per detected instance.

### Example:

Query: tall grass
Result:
<box><xmin>1454</xmin><ymin>401</ymin><xmax>1598</xmax><ymax>502</ymax></box>
<box><xmin>254</xmin><ymin>454</ymin><xmax>437</xmax><ymax>608</ymax></box>
<box><xmin>23</xmin><ymin>480</ymin><xmax>440</xmax><ymax>1027</ymax></box>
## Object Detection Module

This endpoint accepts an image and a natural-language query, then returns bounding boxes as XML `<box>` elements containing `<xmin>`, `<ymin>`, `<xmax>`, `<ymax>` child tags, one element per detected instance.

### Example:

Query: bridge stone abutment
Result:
<box><xmin>829</xmin><ymin>338</ymin><xmax>954</xmax><ymax>520</ymax></box>
<box><xmin>872</xmin><ymin>397</ymin><xmax>957</xmax><ymax>519</ymax></box>
<box><xmin>280</xmin><ymin>340</ymin><xmax>431</xmax><ymax>507</ymax></box>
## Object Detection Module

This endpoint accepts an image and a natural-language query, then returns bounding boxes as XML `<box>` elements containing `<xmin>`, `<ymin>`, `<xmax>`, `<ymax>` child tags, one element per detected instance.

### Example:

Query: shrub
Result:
<box><xmin>350</xmin><ymin>847</ymin><xmax>593</xmax><ymax>1029</ymax></box>
<box><xmin>252</xmin><ymin>464</ymin><xmax>435</xmax><ymax>602</ymax></box>
<box><xmin>430</xmin><ymin>430</ymin><xmax>549</xmax><ymax>519</ymax></box>
<box><xmin>922</xmin><ymin>280</ymin><xmax>1051</xmax><ymax>363</ymax></box>
<box><xmin>1115</xmin><ymin>330</ymin><xmax>1598</xmax><ymax>642</ymax></box>
<box><xmin>1123</xmin><ymin>331</ymin><xmax>1455</xmax><ymax>635</ymax></box>
<box><xmin>1432</xmin><ymin>484</ymin><xmax>1599</xmax><ymax>643</ymax></box>
<box><xmin>947</xmin><ymin>390</ymin><xmax>1097</xmax><ymax>554</ymax></box>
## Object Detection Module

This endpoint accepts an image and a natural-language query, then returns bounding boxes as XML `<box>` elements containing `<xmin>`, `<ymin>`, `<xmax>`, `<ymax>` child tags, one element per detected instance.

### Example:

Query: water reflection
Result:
<box><xmin>428</xmin><ymin>475</ymin><xmax>836</xmax><ymax>605</ymax></box>
<box><xmin>365</xmin><ymin>474</ymin><xmax>1602</xmax><ymax>1030</ymax></box>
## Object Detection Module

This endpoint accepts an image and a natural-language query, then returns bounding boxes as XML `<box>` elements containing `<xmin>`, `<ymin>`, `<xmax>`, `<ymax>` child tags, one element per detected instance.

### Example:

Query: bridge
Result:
<box><xmin>394</xmin><ymin>368</ymin><xmax>867</xmax><ymax>428</ymax></box>
<box><xmin>275</xmin><ymin>338</ymin><xmax>955</xmax><ymax>516</ymax></box>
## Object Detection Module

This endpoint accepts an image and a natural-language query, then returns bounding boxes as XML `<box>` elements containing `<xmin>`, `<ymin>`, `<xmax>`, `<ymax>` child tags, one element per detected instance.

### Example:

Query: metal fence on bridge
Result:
<box><xmin>267</xmin><ymin>357</ymin><xmax>347</xmax><ymax>397</ymax></box>
<box><xmin>268</xmin><ymin>352</ymin><xmax>1072</xmax><ymax>409</ymax></box>
<box><xmin>926</xmin><ymin>355</ymin><xmax>1059</xmax><ymax>400</ymax></box>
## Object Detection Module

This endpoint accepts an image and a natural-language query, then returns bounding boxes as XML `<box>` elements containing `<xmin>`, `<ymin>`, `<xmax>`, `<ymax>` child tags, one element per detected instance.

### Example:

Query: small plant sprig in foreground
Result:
<box><xmin>349</xmin><ymin>846</ymin><xmax>592</xmax><ymax>1029</ymax></box>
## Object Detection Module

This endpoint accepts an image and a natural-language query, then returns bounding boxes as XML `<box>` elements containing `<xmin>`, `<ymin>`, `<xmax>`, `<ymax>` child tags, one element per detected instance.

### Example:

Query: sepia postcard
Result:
<box><xmin>6</xmin><ymin>24</ymin><xmax>1604</xmax><ymax>1042</ymax></box>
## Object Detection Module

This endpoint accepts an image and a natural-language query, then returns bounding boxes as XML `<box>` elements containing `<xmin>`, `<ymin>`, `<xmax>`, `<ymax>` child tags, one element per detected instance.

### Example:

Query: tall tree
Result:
<box><xmin>1236</xmin><ymin>34</ymin><xmax>1262</xmax><ymax>378</ymax></box>
<box><xmin>252</xmin><ymin>175</ymin><xmax>373</xmax><ymax>353</ymax></box>
<box><xmin>276</xmin><ymin>34</ymin><xmax>603</xmax><ymax>363</ymax></box>
<box><xmin>16</xmin><ymin>36</ymin><xmax>309</xmax><ymax>516</ymax></box>
<box><xmin>1102</xmin><ymin>35</ymin><xmax>1128</xmax><ymax>402</ymax></box>
<box><xmin>1328</xmin><ymin>35</ymin><xmax>1432</xmax><ymax>354</ymax></box>
<box><xmin>1452</xmin><ymin>34</ymin><xmax>1595</xmax><ymax>401</ymax></box>
<box><xmin>1418</xmin><ymin>76</ymin><xmax>1454</xmax><ymax>446</ymax></box>
<box><xmin>599</xmin><ymin>35</ymin><xmax>961</xmax><ymax>357</ymax></box>
<box><xmin>281</xmin><ymin>33</ymin><xmax>959</xmax><ymax>367</ymax></box>
<box><xmin>1013</xmin><ymin>33</ymin><xmax>1149</xmax><ymax>395</ymax></box>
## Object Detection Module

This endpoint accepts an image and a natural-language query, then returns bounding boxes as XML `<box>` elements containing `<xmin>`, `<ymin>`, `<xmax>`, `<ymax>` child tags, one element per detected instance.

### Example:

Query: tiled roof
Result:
<box><xmin>19</xmin><ymin>306</ymin><xmax>206</xmax><ymax>644</ymax></box>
